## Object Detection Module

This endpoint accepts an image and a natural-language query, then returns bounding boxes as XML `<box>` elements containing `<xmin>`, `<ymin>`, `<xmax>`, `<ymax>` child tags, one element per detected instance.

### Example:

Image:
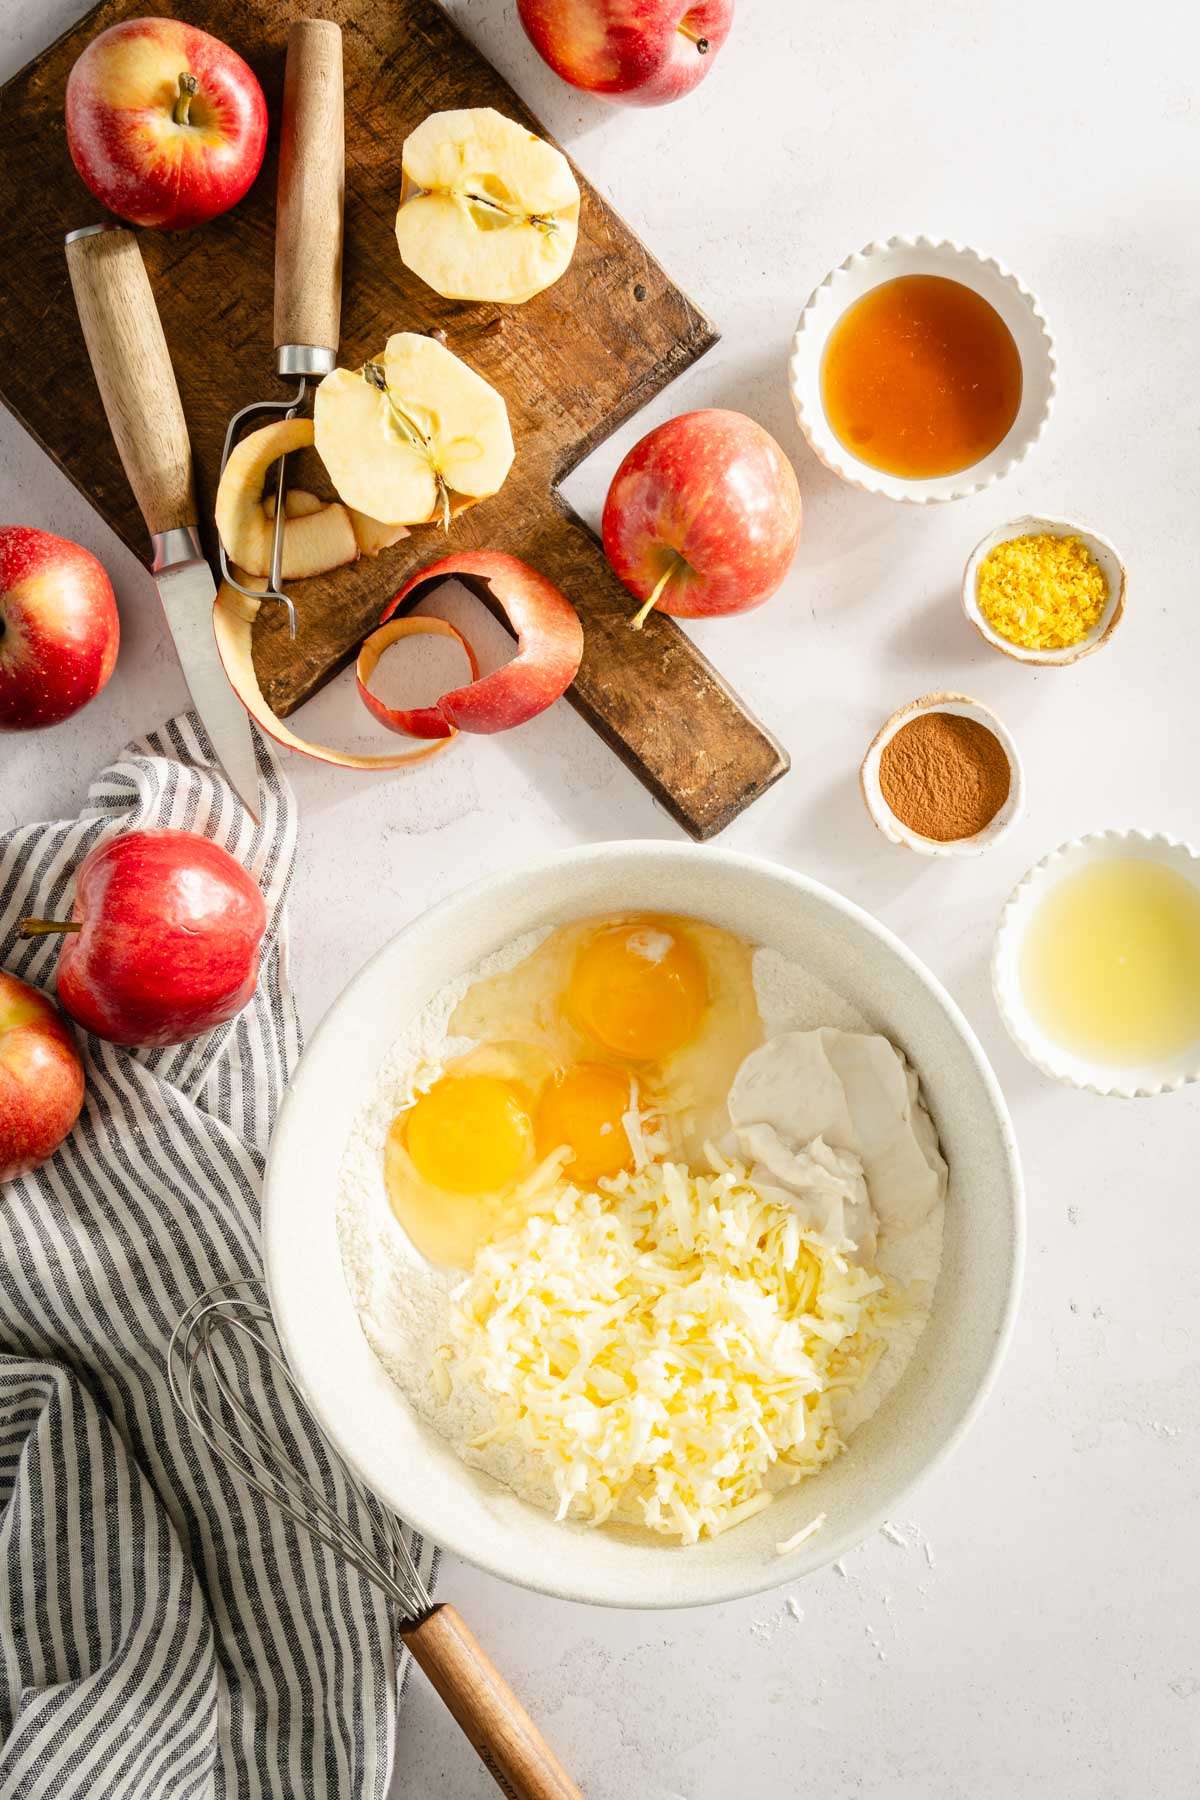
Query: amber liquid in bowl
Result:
<box><xmin>820</xmin><ymin>274</ymin><xmax>1023</xmax><ymax>479</ymax></box>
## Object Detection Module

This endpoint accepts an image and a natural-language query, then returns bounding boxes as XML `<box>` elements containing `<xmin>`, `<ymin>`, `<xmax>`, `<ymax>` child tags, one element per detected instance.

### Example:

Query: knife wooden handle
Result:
<box><xmin>274</xmin><ymin>19</ymin><xmax>344</xmax><ymax>359</ymax></box>
<box><xmin>66</xmin><ymin>224</ymin><xmax>195</xmax><ymax>545</ymax></box>
<box><xmin>401</xmin><ymin>1605</ymin><xmax>582</xmax><ymax>1800</ymax></box>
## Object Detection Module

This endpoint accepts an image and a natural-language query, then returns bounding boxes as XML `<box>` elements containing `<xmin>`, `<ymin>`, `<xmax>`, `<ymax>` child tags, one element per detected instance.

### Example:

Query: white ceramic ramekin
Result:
<box><xmin>963</xmin><ymin>516</ymin><xmax>1126</xmax><ymax>665</ymax></box>
<box><xmin>993</xmin><ymin>829</ymin><xmax>1200</xmax><ymax>1098</ymax></box>
<box><xmin>789</xmin><ymin>236</ymin><xmax>1057</xmax><ymax>503</ymax></box>
<box><xmin>861</xmin><ymin>692</ymin><xmax>1024</xmax><ymax>858</ymax></box>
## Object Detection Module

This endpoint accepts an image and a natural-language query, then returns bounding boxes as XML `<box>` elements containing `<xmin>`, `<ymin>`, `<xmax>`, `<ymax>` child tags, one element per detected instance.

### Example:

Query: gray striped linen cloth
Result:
<box><xmin>0</xmin><ymin>714</ymin><xmax>434</xmax><ymax>1799</ymax></box>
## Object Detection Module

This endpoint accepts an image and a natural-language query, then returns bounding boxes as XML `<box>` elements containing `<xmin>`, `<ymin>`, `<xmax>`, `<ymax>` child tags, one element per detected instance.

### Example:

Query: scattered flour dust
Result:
<box><xmin>335</xmin><ymin>930</ymin><xmax>946</xmax><ymax>1527</ymax></box>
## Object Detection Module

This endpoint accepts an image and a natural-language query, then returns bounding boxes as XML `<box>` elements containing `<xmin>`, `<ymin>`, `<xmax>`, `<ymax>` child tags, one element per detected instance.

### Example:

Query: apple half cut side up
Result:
<box><xmin>313</xmin><ymin>335</ymin><xmax>515</xmax><ymax>530</ymax></box>
<box><xmin>395</xmin><ymin>108</ymin><xmax>580</xmax><ymax>305</ymax></box>
<box><xmin>379</xmin><ymin>552</ymin><xmax>584</xmax><ymax>735</ymax></box>
<box><xmin>212</xmin><ymin>576</ymin><xmax>466</xmax><ymax>770</ymax></box>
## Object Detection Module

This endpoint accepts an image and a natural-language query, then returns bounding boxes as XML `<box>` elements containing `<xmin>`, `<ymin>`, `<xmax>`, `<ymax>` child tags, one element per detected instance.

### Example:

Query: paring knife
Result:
<box><xmin>65</xmin><ymin>223</ymin><xmax>260</xmax><ymax>818</ymax></box>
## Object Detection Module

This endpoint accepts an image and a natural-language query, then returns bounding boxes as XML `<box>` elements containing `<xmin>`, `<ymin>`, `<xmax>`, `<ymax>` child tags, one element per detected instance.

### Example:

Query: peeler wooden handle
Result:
<box><xmin>401</xmin><ymin>1604</ymin><xmax>582</xmax><ymax>1799</ymax></box>
<box><xmin>273</xmin><ymin>18</ymin><xmax>344</xmax><ymax>366</ymax></box>
<box><xmin>65</xmin><ymin>224</ymin><xmax>196</xmax><ymax>548</ymax></box>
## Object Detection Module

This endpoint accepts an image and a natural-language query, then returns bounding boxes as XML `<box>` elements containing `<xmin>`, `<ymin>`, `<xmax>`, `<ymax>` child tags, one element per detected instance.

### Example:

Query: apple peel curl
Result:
<box><xmin>356</xmin><ymin>615</ymin><xmax>480</xmax><ymax>741</ymax></box>
<box><xmin>213</xmin><ymin>575</ymin><xmax>470</xmax><ymax>770</ymax></box>
<box><xmin>378</xmin><ymin>551</ymin><xmax>584</xmax><ymax>736</ymax></box>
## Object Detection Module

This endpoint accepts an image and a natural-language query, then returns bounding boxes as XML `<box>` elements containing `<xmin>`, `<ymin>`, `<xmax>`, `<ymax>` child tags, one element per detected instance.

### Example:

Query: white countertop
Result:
<box><xmin>5</xmin><ymin>2</ymin><xmax>1199</xmax><ymax>1794</ymax></box>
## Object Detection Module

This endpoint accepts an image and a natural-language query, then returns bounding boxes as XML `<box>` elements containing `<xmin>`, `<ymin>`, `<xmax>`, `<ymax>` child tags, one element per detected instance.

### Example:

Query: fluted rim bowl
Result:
<box><xmin>789</xmin><ymin>236</ymin><xmax>1058</xmax><ymax>503</ymax></box>
<box><xmin>265</xmin><ymin>843</ymin><xmax>1023</xmax><ymax>1609</ymax></box>
<box><xmin>963</xmin><ymin>516</ymin><xmax>1127</xmax><ymax>665</ymax></box>
<box><xmin>993</xmin><ymin>830</ymin><xmax>1200</xmax><ymax>1098</ymax></box>
<box><xmin>861</xmin><ymin>692</ymin><xmax>1025</xmax><ymax>858</ymax></box>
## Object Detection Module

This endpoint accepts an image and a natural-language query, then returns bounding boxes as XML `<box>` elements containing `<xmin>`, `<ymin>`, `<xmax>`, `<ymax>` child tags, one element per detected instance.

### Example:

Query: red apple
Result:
<box><xmin>517</xmin><ymin>0</ymin><xmax>733</xmax><ymax>105</ymax></box>
<box><xmin>0</xmin><ymin>973</ymin><xmax>86</xmax><ymax>1183</ymax></box>
<box><xmin>602</xmin><ymin>409</ymin><xmax>802</xmax><ymax>625</ymax></box>
<box><xmin>0</xmin><ymin>526</ymin><xmax>119</xmax><ymax>731</ymax></box>
<box><xmin>23</xmin><ymin>830</ymin><xmax>266</xmax><ymax>1048</ymax></box>
<box><xmin>66</xmin><ymin>18</ymin><xmax>268</xmax><ymax>231</ymax></box>
<box><xmin>364</xmin><ymin>552</ymin><xmax>584</xmax><ymax>737</ymax></box>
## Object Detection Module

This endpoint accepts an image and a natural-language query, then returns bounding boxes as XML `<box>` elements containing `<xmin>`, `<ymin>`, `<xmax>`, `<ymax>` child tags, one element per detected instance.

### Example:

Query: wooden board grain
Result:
<box><xmin>0</xmin><ymin>0</ymin><xmax>789</xmax><ymax>838</ymax></box>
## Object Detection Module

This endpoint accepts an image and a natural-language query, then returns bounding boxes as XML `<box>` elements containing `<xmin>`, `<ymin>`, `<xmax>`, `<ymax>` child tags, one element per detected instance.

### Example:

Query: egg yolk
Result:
<box><xmin>404</xmin><ymin>1073</ymin><xmax>533</xmax><ymax>1195</ymax></box>
<box><xmin>566</xmin><ymin>919</ymin><xmax>707</xmax><ymax>1061</ymax></box>
<box><xmin>535</xmin><ymin>1063</ymin><xmax>634</xmax><ymax>1184</ymax></box>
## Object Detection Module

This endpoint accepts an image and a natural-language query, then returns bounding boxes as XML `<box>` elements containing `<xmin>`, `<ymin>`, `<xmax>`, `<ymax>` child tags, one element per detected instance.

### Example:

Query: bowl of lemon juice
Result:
<box><xmin>993</xmin><ymin>830</ymin><xmax>1200</xmax><ymax>1097</ymax></box>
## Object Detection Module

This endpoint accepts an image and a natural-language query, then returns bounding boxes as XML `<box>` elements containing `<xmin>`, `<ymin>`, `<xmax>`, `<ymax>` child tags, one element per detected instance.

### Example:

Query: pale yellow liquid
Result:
<box><xmin>1020</xmin><ymin>859</ymin><xmax>1200</xmax><ymax>1065</ymax></box>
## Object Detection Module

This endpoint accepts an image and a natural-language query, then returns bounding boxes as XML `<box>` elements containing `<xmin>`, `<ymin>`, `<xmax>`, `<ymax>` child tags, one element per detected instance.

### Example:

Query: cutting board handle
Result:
<box><xmin>402</xmin><ymin>1605</ymin><xmax>582</xmax><ymax>1800</ymax></box>
<box><xmin>468</xmin><ymin>505</ymin><xmax>790</xmax><ymax>840</ymax></box>
<box><xmin>274</xmin><ymin>19</ymin><xmax>344</xmax><ymax>366</ymax></box>
<box><xmin>65</xmin><ymin>224</ymin><xmax>195</xmax><ymax>548</ymax></box>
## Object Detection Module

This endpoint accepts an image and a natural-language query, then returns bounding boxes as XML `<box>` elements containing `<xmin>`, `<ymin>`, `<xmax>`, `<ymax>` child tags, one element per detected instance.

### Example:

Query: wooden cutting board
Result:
<box><xmin>0</xmin><ymin>0</ymin><xmax>789</xmax><ymax>838</ymax></box>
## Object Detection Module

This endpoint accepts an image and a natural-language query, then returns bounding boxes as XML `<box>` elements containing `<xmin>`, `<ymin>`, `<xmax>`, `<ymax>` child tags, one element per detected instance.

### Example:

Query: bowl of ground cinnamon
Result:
<box><xmin>861</xmin><ymin>693</ymin><xmax>1023</xmax><ymax>856</ymax></box>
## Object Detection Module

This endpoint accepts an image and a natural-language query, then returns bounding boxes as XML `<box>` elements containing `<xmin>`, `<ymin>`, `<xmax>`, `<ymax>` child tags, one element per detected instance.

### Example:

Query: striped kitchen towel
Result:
<box><xmin>0</xmin><ymin>714</ymin><xmax>433</xmax><ymax>1799</ymax></box>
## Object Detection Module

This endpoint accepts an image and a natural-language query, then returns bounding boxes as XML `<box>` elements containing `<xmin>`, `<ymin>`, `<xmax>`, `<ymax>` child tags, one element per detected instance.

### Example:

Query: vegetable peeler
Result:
<box><xmin>218</xmin><ymin>18</ymin><xmax>344</xmax><ymax>639</ymax></box>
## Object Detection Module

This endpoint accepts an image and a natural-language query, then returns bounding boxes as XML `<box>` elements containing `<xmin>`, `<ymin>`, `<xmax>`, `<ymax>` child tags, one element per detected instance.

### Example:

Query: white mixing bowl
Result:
<box><xmin>264</xmin><ymin>844</ymin><xmax>1023</xmax><ymax>1608</ymax></box>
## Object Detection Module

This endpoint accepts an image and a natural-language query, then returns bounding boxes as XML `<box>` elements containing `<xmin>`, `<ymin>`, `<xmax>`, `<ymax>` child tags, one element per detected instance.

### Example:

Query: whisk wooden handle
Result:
<box><xmin>66</xmin><ymin>225</ymin><xmax>195</xmax><ymax>544</ymax></box>
<box><xmin>273</xmin><ymin>19</ymin><xmax>343</xmax><ymax>359</ymax></box>
<box><xmin>402</xmin><ymin>1605</ymin><xmax>582</xmax><ymax>1799</ymax></box>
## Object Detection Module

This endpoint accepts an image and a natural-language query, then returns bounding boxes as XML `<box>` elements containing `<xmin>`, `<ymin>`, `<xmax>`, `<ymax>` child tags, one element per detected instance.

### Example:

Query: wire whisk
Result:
<box><xmin>168</xmin><ymin>1280</ymin><xmax>429</xmax><ymax>1616</ymax></box>
<box><xmin>167</xmin><ymin>1281</ymin><xmax>580</xmax><ymax>1800</ymax></box>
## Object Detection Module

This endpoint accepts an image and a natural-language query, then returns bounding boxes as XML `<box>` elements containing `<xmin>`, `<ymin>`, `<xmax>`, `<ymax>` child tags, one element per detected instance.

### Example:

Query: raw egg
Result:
<box><xmin>565</xmin><ymin>918</ymin><xmax>707</xmax><ymax>1060</ymax></box>
<box><xmin>405</xmin><ymin>1072</ymin><xmax>533</xmax><ymax>1196</ymax></box>
<box><xmin>535</xmin><ymin>1063</ymin><xmax>633</xmax><ymax>1184</ymax></box>
<box><xmin>386</xmin><ymin>913</ymin><xmax>763</xmax><ymax>1267</ymax></box>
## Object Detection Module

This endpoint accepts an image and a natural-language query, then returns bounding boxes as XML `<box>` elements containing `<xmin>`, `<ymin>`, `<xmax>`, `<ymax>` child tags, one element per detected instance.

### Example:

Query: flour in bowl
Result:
<box><xmin>336</xmin><ymin>921</ymin><xmax>946</xmax><ymax>1541</ymax></box>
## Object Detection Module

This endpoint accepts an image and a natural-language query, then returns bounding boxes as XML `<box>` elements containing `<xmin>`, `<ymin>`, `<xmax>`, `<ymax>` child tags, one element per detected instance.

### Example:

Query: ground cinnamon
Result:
<box><xmin>879</xmin><ymin>710</ymin><xmax>1010</xmax><ymax>842</ymax></box>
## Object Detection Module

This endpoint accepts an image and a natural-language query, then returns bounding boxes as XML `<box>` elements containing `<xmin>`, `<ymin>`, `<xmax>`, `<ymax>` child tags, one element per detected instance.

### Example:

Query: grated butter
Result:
<box><xmin>440</xmin><ymin>1158</ymin><xmax>891</xmax><ymax>1544</ymax></box>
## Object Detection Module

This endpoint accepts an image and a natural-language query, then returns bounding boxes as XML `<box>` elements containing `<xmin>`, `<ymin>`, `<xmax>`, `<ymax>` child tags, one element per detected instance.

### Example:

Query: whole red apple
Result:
<box><xmin>66</xmin><ymin>18</ymin><xmax>268</xmax><ymax>231</ymax></box>
<box><xmin>517</xmin><ymin>0</ymin><xmax>733</xmax><ymax>104</ymax></box>
<box><xmin>0</xmin><ymin>972</ymin><xmax>85</xmax><ymax>1183</ymax></box>
<box><xmin>0</xmin><ymin>526</ymin><xmax>119</xmax><ymax>731</ymax></box>
<box><xmin>23</xmin><ymin>830</ymin><xmax>266</xmax><ymax>1048</ymax></box>
<box><xmin>602</xmin><ymin>409</ymin><xmax>802</xmax><ymax>625</ymax></box>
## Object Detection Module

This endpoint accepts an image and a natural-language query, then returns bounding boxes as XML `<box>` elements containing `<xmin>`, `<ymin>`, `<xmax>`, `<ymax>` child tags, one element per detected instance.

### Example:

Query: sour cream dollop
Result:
<box><xmin>726</xmin><ymin>1028</ymin><xmax>948</xmax><ymax>1260</ymax></box>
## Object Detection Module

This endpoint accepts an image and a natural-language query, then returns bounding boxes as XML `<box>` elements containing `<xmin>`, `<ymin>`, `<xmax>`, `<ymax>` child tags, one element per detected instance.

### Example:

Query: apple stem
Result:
<box><xmin>630</xmin><ymin>562</ymin><xmax>678</xmax><ymax>631</ymax></box>
<box><xmin>173</xmin><ymin>71</ymin><xmax>199</xmax><ymax>126</ymax></box>
<box><xmin>19</xmin><ymin>917</ymin><xmax>82</xmax><ymax>938</ymax></box>
<box><xmin>678</xmin><ymin>21</ymin><xmax>710</xmax><ymax>51</ymax></box>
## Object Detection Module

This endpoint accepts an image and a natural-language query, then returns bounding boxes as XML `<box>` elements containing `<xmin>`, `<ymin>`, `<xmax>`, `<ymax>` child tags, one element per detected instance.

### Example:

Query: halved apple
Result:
<box><xmin>313</xmin><ymin>333</ymin><xmax>514</xmax><ymax>529</ymax></box>
<box><xmin>214</xmin><ymin>419</ymin><xmax>359</xmax><ymax>578</ymax></box>
<box><xmin>395</xmin><ymin>107</ymin><xmax>580</xmax><ymax>305</ymax></box>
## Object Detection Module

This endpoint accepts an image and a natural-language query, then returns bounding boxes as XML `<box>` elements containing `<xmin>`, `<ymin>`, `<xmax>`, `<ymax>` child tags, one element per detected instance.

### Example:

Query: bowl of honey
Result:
<box><xmin>993</xmin><ymin>831</ymin><xmax>1200</xmax><ymax>1098</ymax></box>
<box><xmin>789</xmin><ymin>237</ymin><xmax>1057</xmax><ymax>503</ymax></box>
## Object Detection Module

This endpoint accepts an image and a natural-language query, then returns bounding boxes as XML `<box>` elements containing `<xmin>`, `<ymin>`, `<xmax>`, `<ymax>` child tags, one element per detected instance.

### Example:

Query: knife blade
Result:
<box><xmin>156</xmin><ymin>557</ymin><xmax>260</xmax><ymax>811</ymax></box>
<box><xmin>64</xmin><ymin>223</ymin><xmax>260</xmax><ymax>818</ymax></box>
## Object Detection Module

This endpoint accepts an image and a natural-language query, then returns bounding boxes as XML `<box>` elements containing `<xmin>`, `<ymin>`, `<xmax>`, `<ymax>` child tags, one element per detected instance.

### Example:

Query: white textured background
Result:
<box><xmin>3</xmin><ymin>2</ymin><xmax>1199</xmax><ymax>1795</ymax></box>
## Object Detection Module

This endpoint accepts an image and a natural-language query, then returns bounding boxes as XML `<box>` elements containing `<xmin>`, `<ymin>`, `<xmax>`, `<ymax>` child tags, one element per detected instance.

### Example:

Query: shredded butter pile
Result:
<box><xmin>976</xmin><ymin>532</ymin><xmax>1108</xmax><ymax>651</ymax></box>
<box><xmin>438</xmin><ymin>1158</ymin><xmax>890</xmax><ymax>1544</ymax></box>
